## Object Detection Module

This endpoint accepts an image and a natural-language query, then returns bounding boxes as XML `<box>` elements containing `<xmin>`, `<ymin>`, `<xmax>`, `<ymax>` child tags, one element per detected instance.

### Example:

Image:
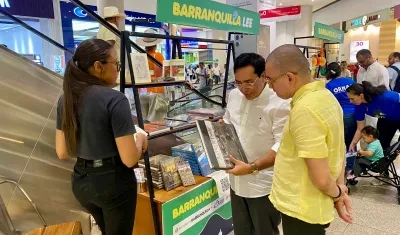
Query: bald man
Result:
<box><xmin>265</xmin><ymin>45</ymin><xmax>352</xmax><ymax>234</ymax></box>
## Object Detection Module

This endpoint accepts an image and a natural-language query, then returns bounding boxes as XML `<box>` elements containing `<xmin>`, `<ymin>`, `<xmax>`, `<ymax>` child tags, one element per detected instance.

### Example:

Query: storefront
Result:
<box><xmin>340</xmin><ymin>8</ymin><xmax>392</xmax><ymax>63</ymax></box>
<box><xmin>60</xmin><ymin>1</ymin><xmax>165</xmax><ymax>60</ymax></box>
<box><xmin>0</xmin><ymin>0</ymin><xmax>55</xmax><ymax>66</ymax></box>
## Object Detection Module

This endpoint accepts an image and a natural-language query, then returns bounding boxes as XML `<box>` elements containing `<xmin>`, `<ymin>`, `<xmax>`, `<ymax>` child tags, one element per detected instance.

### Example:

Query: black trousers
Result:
<box><xmin>281</xmin><ymin>213</ymin><xmax>330</xmax><ymax>235</ymax></box>
<box><xmin>72</xmin><ymin>157</ymin><xmax>137</xmax><ymax>235</ymax></box>
<box><xmin>230</xmin><ymin>189</ymin><xmax>281</xmax><ymax>235</ymax></box>
<box><xmin>353</xmin><ymin>157</ymin><xmax>372</xmax><ymax>176</ymax></box>
<box><xmin>377</xmin><ymin>118</ymin><xmax>400</xmax><ymax>151</ymax></box>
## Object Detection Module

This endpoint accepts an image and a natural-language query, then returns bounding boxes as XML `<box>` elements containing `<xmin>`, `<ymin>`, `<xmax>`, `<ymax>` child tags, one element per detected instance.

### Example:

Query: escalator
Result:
<box><xmin>0</xmin><ymin>46</ymin><xmax>91</xmax><ymax>234</ymax></box>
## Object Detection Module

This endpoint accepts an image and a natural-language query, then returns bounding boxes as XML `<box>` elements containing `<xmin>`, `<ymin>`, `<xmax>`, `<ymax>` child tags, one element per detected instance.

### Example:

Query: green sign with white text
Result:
<box><xmin>156</xmin><ymin>0</ymin><xmax>260</xmax><ymax>35</ymax></box>
<box><xmin>162</xmin><ymin>179</ymin><xmax>233</xmax><ymax>235</ymax></box>
<box><xmin>314</xmin><ymin>22</ymin><xmax>344</xmax><ymax>44</ymax></box>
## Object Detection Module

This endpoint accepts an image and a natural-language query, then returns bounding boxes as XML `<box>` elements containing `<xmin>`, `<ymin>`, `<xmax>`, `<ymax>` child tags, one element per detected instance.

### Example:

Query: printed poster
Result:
<box><xmin>162</xmin><ymin>179</ymin><xmax>233</xmax><ymax>235</ymax></box>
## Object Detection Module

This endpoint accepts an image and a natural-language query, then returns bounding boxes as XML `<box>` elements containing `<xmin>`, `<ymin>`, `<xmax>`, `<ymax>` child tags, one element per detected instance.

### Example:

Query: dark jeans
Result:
<box><xmin>72</xmin><ymin>157</ymin><xmax>137</xmax><ymax>235</ymax></box>
<box><xmin>344</xmin><ymin>114</ymin><xmax>357</xmax><ymax>171</ymax></box>
<box><xmin>377</xmin><ymin>118</ymin><xmax>400</xmax><ymax>151</ymax></box>
<box><xmin>230</xmin><ymin>189</ymin><xmax>281</xmax><ymax>235</ymax></box>
<box><xmin>281</xmin><ymin>213</ymin><xmax>330</xmax><ymax>235</ymax></box>
<box><xmin>213</xmin><ymin>75</ymin><xmax>220</xmax><ymax>84</ymax></box>
<box><xmin>353</xmin><ymin>157</ymin><xmax>372</xmax><ymax>176</ymax></box>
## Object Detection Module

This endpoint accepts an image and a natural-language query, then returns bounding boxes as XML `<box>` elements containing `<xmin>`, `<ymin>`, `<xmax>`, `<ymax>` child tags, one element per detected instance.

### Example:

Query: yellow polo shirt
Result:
<box><xmin>269</xmin><ymin>80</ymin><xmax>345</xmax><ymax>225</ymax></box>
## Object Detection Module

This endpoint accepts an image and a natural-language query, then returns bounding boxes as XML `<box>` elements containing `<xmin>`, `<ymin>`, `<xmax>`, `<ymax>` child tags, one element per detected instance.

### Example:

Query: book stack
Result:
<box><xmin>138</xmin><ymin>154</ymin><xmax>170</xmax><ymax>189</ymax></box>
<box><xmin>160</xmin><ymin>157</ymin><xmax>184</xmax><ymax>191</ymax></box>
<box><xmin>171</xmin><ymin>142</ymin><xmax>214</xmax><ymax>176</ymax></box>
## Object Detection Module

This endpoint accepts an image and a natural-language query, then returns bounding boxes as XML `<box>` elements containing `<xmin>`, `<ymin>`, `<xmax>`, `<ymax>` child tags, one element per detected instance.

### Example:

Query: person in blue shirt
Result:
<box><xmin>326</xmin><ymin>62</ymin><xmax>357</xmax><ymax>175</ymax></box>
<box><xmin>350</xmin><ymin>125</ymin><xmax>384</xmax><ymax>178</ymax></box>
<box><xmin>346</xmin><ymin>81</ymin><xmax>400</xmax><ymax>152</ymax></box>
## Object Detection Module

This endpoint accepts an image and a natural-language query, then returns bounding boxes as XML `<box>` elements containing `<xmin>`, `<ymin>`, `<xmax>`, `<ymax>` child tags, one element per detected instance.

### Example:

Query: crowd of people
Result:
<box><xmin>53</xmin><ymin>6</ymin><xmax>400</xmax><ymax>235</ymax></box>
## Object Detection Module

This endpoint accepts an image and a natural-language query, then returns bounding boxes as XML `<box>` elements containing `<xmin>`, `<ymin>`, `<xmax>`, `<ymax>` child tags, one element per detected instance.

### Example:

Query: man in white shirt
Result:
<box><xmin>212</xmin><ymin>62</ymin><xmax>221</xmax><ymax>84</ymax></box>
<box><xmin>356</xmin><ymin>49</ymin><xmax>389</xmax><ymax>88</ymax></box>
<box><xmin>196</xmin><ymin>62</ymin><xmax>210</xmax><ymax>89</ymax></box>
<box><xmin>97</xmin><ymin>6</ymin><xmax>125</xmax><ymax>58</ymax></box>
<box><xmin>223</xmin><ymin>53</ymin><xmax>290</xmax><ymax>235</ymax></box>
<box><xmin>387</xmin><ymin>52</ymin><xmax>400</xmax><ymax>91</ymax></box>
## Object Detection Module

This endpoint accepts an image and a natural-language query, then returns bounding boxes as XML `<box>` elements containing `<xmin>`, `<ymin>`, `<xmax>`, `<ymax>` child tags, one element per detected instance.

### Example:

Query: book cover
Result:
<box><xmin>130</xmin><ymin>53</ymin><xmax>152</xmax><ymax>84</ymax></box>
<box><xmin>196</xmin><ymin>120</ymin><xmax>248</xmax><ymax>170</ymax></box>
<box><xmin>191</xmin><ymin>142</ymin><xmax>215</xmax><ymax>176</ymax></box>
<box><xmin>163</xmin><ymin>60</ymin><xmax>170</xmax><ymax>78</ymax></box>
<box><xmin>170</xmin><ymin>59</ymin><xmax>186</xmax><ymax>81</ymax></box>
<box><xmin>160</xmin><ymin>157</ymin><xmax>183</xmax><ymax>191</ymax></box>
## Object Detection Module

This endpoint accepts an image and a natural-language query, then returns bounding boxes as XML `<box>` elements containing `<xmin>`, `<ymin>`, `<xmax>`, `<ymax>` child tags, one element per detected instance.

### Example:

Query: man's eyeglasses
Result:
<box><xmin>266</xmin><ymin>72</ymin><xmax>297</xmax><ymax>84</ymax></box>
<box><xmin>102</xmin><ymin>60</ymin><xmax>121</xmax><ymax>72</ymax></box>
<box><xmin>234</xmin><ymin>77</ymin><xmax>259</xmax><ymax>89</ymax></box>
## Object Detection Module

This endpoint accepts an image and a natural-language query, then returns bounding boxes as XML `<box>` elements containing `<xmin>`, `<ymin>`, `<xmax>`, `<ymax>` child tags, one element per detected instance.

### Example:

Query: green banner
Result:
<box><xmin>314</xmin><ymin>22</ymin><xmax>344</xmax><ymax>44</ymax></box>
<box><xmin>156</xmin><ymin>0</ymin><xmax>260</xmax><ymax>35</ymax></box>
<box><xmin>162</xmin><ymin>179</ymin><xmax>233</xmax><ymax>235</ymax></box>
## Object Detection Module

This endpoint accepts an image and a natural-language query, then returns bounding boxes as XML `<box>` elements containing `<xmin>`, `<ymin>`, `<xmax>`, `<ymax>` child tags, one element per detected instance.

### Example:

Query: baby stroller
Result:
<box><xmin>346</xmin><ymin>141</ymin><xmax>400</xmax><ymax>204</ymax></box>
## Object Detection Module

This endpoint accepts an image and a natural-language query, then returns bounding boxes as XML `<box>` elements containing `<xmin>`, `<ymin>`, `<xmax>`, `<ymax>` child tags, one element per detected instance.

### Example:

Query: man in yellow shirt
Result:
<box><xmin>265</xmin><ymin>45</ymin><xmax>352</xmax><ymax>234</ymax></box>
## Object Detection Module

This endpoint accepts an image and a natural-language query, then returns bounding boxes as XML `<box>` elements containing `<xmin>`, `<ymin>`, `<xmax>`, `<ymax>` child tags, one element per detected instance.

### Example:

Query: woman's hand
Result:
<box><xmin>135</xmin><ymin>133</ymin><xmax>148</xmax><ymax>157</ymax></box>
<box><xmin>349</xmin><ymin>142</ymin><xmax>357</xmax><ymax>152</ymax></box>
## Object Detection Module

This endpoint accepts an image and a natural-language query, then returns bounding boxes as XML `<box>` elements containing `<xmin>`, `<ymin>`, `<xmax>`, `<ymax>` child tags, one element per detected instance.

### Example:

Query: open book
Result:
<box><xmin>196</xmin><ymin>120</ymin><xmax>248</xmax><ymax>170</ymax></box>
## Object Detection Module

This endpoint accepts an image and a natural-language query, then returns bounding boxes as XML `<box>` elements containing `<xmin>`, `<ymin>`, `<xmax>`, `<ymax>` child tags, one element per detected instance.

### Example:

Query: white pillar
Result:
<box><xmin>226</xmin><ymin>0</ymin><xmax>276</xmax><ymax>56</ymax></box>
<box><xmin>276</xmin><ymin>5</ymin><xmax>313</xmax><ymax>48</ymax></box>
<box><xmin>210</xmin><ymin>30</ymin><xmax>228</xmax><ymax>65</ymax></box>
<box><xmin>97</xmin><ymin>0</ymin><xmax>125</xmax><ymax>30</ymax></box>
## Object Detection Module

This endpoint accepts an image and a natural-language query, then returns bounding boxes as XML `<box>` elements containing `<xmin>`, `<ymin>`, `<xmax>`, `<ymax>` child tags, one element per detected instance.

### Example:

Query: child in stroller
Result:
<box><xmin>347</xmin><ymin>126</ymin><xmax>384</xmax><ymax>184</ymax></box>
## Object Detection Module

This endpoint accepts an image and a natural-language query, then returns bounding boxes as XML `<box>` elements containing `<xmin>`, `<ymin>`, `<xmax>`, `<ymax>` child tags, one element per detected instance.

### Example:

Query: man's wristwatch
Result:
<box><xmin>250</xmin><ymin>162</ymin><xmax>259</xmax><ymax>175</ymax></box>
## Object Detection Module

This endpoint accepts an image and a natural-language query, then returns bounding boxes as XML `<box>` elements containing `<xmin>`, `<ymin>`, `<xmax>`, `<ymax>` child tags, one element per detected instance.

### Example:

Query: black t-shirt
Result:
<box><xmin>56</xmin><ymin>85</ymin><xmax>136</xmax><ymax>160</ymax></box>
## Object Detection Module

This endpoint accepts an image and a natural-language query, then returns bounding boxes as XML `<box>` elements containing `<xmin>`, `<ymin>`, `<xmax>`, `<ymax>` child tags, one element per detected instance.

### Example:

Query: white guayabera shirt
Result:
<box><xmin>223</xmin><ymin>86</ymin><xmax>290</xmax><ymax>198</ymax></box>
<box><xmin>357</xmin><ymin>61</ymin><xmax>390</xmax><ymax>89</ymax></box>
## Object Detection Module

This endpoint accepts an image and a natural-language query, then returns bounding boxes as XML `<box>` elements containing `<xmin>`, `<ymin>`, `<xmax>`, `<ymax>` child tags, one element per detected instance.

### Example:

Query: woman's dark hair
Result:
<box><xmin>234</xmin><ymin>53</ymin><xmax>265</xmax><ymax>77</ymax></box>
<box><xmin>346</xmin><ymin>81</ymin><xmax>386</xmax><ymax>103</ymax></box>
<box><xmin>326</xmin><ymin>62</ymin><xmax>341</xmax><ymax>80</ymax></box>
<box><xmin>361</xmin><ymin>125</ymin><xmax>379</xmax><ymax>139</ymax></box>
<box><xmin>62</xmin><ymin>39</ymin><xmax>113</xmax><ymax>154</ymax></box>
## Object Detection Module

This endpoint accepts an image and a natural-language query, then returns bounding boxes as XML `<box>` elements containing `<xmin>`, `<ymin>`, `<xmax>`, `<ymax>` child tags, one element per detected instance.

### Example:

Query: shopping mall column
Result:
<box><xmin>377</xmin><ymin>19</ymin><xmax>400</xmax><ymax>64</ymax></box>
<box><xmin>276</xmin><ymin>5</ymin><xmax>312</xmax><ymax>48</ymax></box>
<box><xmin>226</xmin><ymin>0</ymin><xmax>276</xmax><ymax>57</ymax></box>
<box><xmin>97</xmin><ymin>0</ymin><xmax>125</xmax><ymax>30</ymax></box>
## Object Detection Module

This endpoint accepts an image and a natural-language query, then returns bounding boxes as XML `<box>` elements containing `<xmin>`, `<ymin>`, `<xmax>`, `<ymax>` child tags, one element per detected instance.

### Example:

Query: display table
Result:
<box><xmin>133</xmin><ymin>176</ymin><xmax>209</xmax><ymax>235</ymax></box>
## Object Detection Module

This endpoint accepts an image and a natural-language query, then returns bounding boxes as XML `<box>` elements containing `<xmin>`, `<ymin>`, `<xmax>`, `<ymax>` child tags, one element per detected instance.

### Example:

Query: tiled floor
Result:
<box><xmin>228</xmin><ymin>176</ymin><xmax>400</xmax><ymax>235</ymax></box>
<box><xmin>229</xmin><ymin>139</ymin><xmax>400</xmax><ymax>235</ymax></box>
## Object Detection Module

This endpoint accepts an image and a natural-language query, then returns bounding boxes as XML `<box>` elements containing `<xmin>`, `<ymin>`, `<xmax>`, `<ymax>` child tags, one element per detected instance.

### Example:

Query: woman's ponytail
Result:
<box><xmin>61</xmin><ymin>39</ymin><xmax>112</xmax><ymax>155</ymax></box>
<box><xmin>360</xmin><ymin>81</ymin><xmax>386</xmax><ymax>102</ymax></box>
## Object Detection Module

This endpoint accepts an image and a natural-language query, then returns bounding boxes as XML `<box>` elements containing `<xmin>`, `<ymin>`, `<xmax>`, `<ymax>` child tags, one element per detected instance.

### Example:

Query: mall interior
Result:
<box><xmin>1</xmin><ymin>0</ymin><xmax>400</xmax><ymax>234</ymax></box>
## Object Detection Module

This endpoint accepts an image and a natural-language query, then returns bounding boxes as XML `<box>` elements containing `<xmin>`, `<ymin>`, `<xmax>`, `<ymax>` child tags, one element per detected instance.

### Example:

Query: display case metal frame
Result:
<box><xmin>119</xmin><ymin>30</ymin><xmax>235</xmax><ymax>235</ymax></box>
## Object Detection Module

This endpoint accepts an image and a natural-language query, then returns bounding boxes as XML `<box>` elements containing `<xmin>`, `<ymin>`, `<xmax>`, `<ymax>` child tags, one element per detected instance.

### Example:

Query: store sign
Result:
<box><xmin>350</xmin><ymin>40</ymin><xmax>369</xmax><ymax>63</ymax></box>
<box><xmin>351</xmin><ymin>14</ymin><xmax>380</xmax><ymax>27</ymax></box>
<box><xmin>0</xmin><ymin>0</ymin><xmax>54</xmax><ymax>18</ymax></box>
<box><xmin>314</xmin><ymin>22</ymin><xmax>344</xmax><ymax>44</ymax></box>
<box><xmin>394</xmin><ymin>4</ymin><xmax>400</xmax><ymax>19</ymax></box>
<box><xmin>156</xmin><ymin>0</ymin><xmax>260</xmax><ymax>35</ymax></box>
<box><xmin>259</xmin><ymin>5</ymin><xmax>301</xmax><ymax>22</ymax></box>
<box><xmin>60</xmin><ymin>2</ymin><xmax>162</xmax><ymax>28</ymax></box>
<box><xmin>0</xmin><ymin>0</ymin><xmax>10</xmax><ymax>8</ymax></box>
<box><xmin>162</xmin><ymin>180</ymin><xmax>233</xmax><ymax>235</ymax></box>
<box><xmin>181</xmin><ymin>40</ymin><xmax>199</xmax><ymax>47</ymax></box>
<box><xmin>346</xmin><ymin>9</ymin><xmax>390</xmax><ymax>30</ymax></box>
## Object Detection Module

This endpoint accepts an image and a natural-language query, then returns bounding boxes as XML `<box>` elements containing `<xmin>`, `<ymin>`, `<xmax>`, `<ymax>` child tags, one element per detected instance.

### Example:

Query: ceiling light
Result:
<box><xmin>279</xmin><ymin>3</ymin><xmax>282</xmax><ymax>6</ymax></box>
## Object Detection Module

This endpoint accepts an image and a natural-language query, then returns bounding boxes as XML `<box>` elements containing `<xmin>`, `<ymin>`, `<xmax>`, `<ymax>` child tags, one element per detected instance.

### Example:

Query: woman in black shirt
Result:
<box><xmin>55</xmin><ymin>39</ymin><xmax>147</xmax><ymax>234</ymax></box>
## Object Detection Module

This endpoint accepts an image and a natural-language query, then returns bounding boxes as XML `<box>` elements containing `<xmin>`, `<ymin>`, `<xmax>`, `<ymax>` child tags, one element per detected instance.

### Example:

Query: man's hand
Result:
<box><xmin>226</xmin><ymin>156</ymin><xmax>252</xmax><ymax>176</ymax></box>
<box><xmin>334</xmin><ymin>186</ymin><xmax>353</xmax><ymax>224</ymax></box>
